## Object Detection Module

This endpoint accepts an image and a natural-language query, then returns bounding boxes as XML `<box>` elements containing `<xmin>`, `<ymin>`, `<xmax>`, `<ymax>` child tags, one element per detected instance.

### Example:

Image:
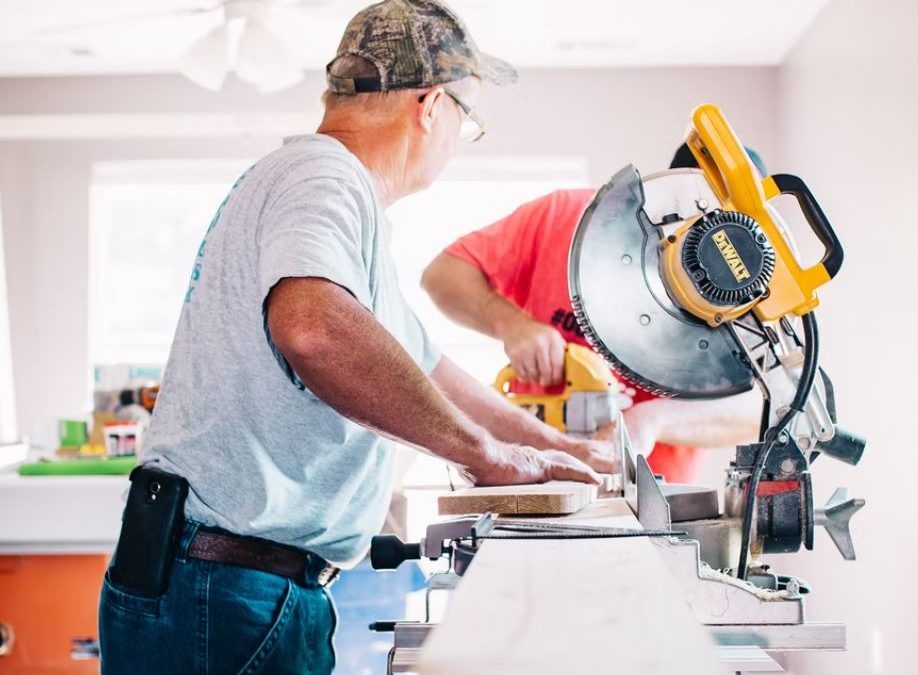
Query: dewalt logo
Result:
<box><xmin>712</xmin><ymin>229</ymin><xmax>751</xmax><ymax>282</ymax></box>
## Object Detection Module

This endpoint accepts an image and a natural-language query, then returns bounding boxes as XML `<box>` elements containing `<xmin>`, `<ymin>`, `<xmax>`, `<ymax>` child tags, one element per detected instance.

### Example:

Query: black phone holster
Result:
<box><xmin>109</xmin><ymin>465</ymin><xmax>189</xmax><ymax>598</ymax></box>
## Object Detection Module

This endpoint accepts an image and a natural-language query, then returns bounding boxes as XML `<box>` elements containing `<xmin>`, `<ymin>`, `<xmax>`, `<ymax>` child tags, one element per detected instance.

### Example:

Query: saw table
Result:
<box><xmin>375</xmin><ymin>484</ymin><xmax>845</xmax><ymax>674</ymax></box>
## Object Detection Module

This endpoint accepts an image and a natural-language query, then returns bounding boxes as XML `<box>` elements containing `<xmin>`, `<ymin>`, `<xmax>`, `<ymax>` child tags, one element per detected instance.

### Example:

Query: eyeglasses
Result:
<box><xmin>419</xmin><ymin>88</ymin><xmax>486</xmax><ymax>143</ymax></box>
<box><xmin>443</xmin><ymin>89</ymin><xmax>486</xmax><ymax>143</ymax></box>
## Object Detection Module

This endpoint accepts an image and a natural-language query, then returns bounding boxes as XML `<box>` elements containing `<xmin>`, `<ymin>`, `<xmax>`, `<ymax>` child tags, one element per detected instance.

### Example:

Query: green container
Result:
<box><xmin>58</xmin><ymin>419</ymin><xmax>88</xmax><ymax>447</ymax></box>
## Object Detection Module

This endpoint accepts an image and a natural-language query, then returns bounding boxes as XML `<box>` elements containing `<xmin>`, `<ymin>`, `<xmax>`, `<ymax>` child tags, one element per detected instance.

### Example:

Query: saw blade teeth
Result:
<box><xmin>571</xmin><ymin>294</ymin><xmax>676</xmax><ymax>399</ymax></box>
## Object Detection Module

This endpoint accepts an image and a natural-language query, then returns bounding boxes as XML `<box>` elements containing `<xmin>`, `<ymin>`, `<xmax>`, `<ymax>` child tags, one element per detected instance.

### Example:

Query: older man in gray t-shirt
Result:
<box><xmin>100</xmin><ymin>2</ymin><xmax>617</xmax><ymax>673</ymax></box>
<box><xmin>145</xmin><ymin>133</ymin><xmax>445</xmax><ymax>564</ymax></box>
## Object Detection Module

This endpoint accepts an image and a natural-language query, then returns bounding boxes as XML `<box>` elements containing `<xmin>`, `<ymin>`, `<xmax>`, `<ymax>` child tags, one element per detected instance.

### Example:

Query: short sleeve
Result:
<box><xmin>443</xmin><ymin>192</ymin><xmax>561</xmax><ymax>304</ymax></box>
<box><xmin>258</xmin><ymin>173</ymin><xmax>373</xmax><ymax>309</ymax></box>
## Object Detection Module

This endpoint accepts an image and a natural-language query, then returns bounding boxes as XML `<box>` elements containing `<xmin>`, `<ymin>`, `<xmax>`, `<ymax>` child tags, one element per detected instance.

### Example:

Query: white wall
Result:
<box><xmin>0</xmin><ymin>190</ymin><xmax>16</xmax><ymax>442</ymax></box>
<box><xmin>0</xmin><ymin>67</ymin><xmax>778</xmax><ymax>434</ymax></box>
<box><xmin>776</xmin><ymin>1</ymin><xmax>917</xmax><ymax>673</ymax></box>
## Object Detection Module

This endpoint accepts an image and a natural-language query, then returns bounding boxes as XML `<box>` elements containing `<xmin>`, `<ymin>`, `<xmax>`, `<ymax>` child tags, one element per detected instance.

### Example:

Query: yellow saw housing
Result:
<box><xmin>659</xmin><ymin>104</ymin><xmax>844</xmax><ymax>327</ymax></box>
<box><xmin>494</xmin><ymin>344</ymin><xmax>616</xmax><ymax>433</ymax></box>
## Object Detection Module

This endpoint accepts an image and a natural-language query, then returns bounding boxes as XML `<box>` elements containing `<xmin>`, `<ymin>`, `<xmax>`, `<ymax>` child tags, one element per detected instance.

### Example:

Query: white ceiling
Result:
<box><xmin>0</xmin><ymin>0</ymin><xmax>832</xmax><ymax>78</ymax></box>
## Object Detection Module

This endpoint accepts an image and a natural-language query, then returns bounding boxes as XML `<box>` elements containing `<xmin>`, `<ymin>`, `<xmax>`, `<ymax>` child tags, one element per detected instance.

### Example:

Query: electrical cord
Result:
<box><xmin>736</xmin><ymin>312</ymin><xmax>819</xmax><ymax>580</ymax></box>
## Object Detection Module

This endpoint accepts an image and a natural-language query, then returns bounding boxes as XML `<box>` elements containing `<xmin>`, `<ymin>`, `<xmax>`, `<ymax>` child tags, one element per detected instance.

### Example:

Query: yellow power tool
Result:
<box><xmin>569</xmin><ymin>103</ymin><xmax>866</xmax><ymax>573</ymax></box>
<box><xmin>493</xmin><ymin>343</ymin><xmax>619</xmax><ymax>435</ymax></box>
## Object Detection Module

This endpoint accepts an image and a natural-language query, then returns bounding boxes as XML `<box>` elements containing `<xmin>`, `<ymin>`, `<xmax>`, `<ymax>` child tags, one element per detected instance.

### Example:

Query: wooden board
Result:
<box><xmin>437</xmin><ymin>481</ymin><xmax>597</xmax><ymax>516</ymax></box>
<box><xmin>416</xmin><ymin>498</ymin><xmax>725</xmax><ymax>675</ymax></box>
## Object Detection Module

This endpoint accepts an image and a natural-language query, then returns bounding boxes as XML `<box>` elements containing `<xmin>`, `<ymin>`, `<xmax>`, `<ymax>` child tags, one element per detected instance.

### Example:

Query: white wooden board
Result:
<box><xmin>416</xmin><ymin>498</ymin><xmax>726</xmax><ymax>675</ymax></box>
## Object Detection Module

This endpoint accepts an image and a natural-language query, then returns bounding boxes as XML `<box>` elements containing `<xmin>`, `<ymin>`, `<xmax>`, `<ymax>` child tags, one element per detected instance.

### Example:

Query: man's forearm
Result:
<box><xmin>421</xmin><ymin>252</ymin><xmax>531</xmax><ymax>341</ymax></box>
<box><xmin>431</xmin><ymin>355</ymin><xmax>565</xmax><ymax>450</ymax></box>
<box><xmin>267</xmin><ymin>278</ymin><xmax>494</xmax><ymax>471</ymax></box>
<box><xmin>266</xmin><ymin>278</ymin><xmax>602</xmax><ymax>487</ymax></box>
<box><xmin>626</xmin><ymin>389</ymin><xmax>762</xmax><ymax>449</ymax></box>
<box><xmin>424</xmin><ymin>253</ymin><xmax>567</xmax><ymax>386</ymax></box>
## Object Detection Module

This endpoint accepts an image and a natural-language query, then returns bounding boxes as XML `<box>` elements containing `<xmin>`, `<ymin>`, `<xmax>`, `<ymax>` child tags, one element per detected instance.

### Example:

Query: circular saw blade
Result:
<box><xmin>569</xmin><ymin>165</ymin><xmax>754</xmax><ymax>399</ymax></box>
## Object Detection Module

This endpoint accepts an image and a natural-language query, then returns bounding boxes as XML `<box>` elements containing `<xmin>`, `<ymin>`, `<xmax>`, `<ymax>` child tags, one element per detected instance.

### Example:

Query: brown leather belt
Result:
<box><xmin>187</xmin><ymin>529</ymin><xmax>340</xmax><ymax>588</ymax></box>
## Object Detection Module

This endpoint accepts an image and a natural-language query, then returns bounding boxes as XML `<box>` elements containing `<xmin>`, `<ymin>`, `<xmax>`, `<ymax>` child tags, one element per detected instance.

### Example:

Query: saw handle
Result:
<box><xmin>769</xmin><ymin>174</ymin><xmax>844</xmax><ymax>279</ymax></box>
<box><xmin>493</xmin><ymin>365</ymin><xmax>518</xmax><ymax>394</ymax></box>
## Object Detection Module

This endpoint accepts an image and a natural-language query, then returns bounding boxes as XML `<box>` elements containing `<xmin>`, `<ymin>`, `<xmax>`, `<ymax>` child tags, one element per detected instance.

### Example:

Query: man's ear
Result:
<box><xmin>417</xmin><ymin>87</ymin><xmax>445</xmax><ymax>135</ymax></box>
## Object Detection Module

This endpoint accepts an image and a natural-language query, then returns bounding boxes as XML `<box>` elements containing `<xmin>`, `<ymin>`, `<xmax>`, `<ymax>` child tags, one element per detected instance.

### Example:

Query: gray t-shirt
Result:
<box><xmin>142</xmin><ymin>134</ymin><xmax>441</xmax><ymax>565</ymax></box>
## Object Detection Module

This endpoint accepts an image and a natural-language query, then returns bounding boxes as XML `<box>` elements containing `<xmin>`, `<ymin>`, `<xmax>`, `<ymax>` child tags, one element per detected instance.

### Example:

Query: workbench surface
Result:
<box><xmin>0</xmin><ymin>468</ymin><xmax>127</xmax><ymax>554</ymax></box>
<box><xmin>416</xmin><ymin>497</ymin><xmax>726</xmax><ymax>675</ymax></box>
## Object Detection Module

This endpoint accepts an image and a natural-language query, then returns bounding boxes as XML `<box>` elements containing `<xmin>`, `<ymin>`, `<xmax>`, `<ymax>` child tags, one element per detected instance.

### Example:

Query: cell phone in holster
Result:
<box><xmin>109</xmin><ymin>465</ymin><xmax>189</xmax><ymax>597</ymax></box>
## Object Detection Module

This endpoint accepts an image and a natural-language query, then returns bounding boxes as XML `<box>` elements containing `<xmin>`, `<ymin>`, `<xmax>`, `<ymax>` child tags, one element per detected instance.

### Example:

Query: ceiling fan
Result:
<box><xmin>179</xmin><ymin>0</ymin><xmax>330</xmax><ymax>93</ymax></box>
<box><xmin>4</xmin><ymin>0</ymin><xmax>334</xmax><ymax>94</ymax></box>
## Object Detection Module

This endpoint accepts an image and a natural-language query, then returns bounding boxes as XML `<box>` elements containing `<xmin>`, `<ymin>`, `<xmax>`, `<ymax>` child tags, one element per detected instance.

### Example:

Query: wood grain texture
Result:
<box><xmin>416</xmin><ymin>497</ymin><xmax>725</xmax><ymax>675</ymax></box>
<box><xmin>437</xmin><ymin>481</ymin><xmax>597</xmax><ymax>516</ymax></box>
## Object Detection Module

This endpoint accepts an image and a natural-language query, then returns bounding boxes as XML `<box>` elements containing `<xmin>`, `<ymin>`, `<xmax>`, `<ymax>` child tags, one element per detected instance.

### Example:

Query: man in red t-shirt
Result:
<box><xmin>421</xmin><ymin>149</ymin><xmax>764</xmax><ymax>483</ymax></box>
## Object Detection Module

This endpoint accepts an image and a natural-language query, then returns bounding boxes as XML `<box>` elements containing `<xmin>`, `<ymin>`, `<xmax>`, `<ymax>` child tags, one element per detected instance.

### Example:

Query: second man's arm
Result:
<box><xmin>422</xmin><ymin>251</ymin><xmax>565</xmax><ymax>386</ymax></box>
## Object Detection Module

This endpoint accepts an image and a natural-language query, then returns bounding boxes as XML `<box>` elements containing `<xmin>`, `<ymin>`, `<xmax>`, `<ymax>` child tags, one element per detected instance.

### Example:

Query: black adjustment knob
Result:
<box><xmin>816</xmin><ymin>426</ymin><xmax>866</xmax><ymax>466</ymax></box>
<box><xmin>370</xmin><ymin>534</ymin><xmax>422</xmax><ymax>570</ymax></box>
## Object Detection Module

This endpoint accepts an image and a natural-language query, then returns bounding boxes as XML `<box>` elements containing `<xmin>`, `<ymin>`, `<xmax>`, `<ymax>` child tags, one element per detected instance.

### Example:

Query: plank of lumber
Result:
<box><xmin>437</xmin><ymin>481</ymin><xmax>597</xmax><ymax>516</ymax></box>
<box><xmin>416</xmin><ymin>497</ymin><xmax>725</xmax><ymax>675</ymax></box>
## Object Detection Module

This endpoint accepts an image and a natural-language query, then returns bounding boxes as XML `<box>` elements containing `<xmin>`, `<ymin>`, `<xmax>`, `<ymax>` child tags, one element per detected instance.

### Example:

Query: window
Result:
<box><xmin>90</xmin><ymin>160</ymin><xmax>252</xmax><ymax>366</ymax></box>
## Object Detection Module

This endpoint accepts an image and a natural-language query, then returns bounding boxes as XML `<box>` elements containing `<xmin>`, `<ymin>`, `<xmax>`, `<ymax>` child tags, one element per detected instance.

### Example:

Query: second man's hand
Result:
<box><xmin>497</xmin><ymin>315</ymin><xmax>566</xmax><ymax>387</ymax></box>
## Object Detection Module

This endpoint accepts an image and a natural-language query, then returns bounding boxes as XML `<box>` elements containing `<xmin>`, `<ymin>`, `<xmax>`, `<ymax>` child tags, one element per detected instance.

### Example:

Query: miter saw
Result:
<box><xmin>569</xmin><ymin>102</ymin><xmax>865</xmax><ymax>580</ymax></box>
<box><xmin>368</xmin><ymin>105</ymin><xmax>866</xmax><ymax>671</ymax></box>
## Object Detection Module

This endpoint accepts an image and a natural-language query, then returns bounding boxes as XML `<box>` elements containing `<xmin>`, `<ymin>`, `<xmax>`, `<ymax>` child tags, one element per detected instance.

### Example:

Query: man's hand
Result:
<box><xmin>552</xmin><ymin>436</ymin><xmax>619</xmax><ymax>474</ymax></box>
<box><xmin>467</xmin><ymin>440</ymin><xmax>601</xmax><ymax>487</ymax></box>
<box><xmin>499</xmin><ymin>317</ymin><xmax>566</xmax><ymax>386</ymax></box>
<box><xmin>432</xmin><ymin>356</ymin><xmax>616</xmax><ymax>479</ymax></box>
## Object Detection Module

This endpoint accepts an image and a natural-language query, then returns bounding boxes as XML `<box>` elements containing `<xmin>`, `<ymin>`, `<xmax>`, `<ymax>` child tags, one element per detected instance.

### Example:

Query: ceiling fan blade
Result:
<box><xmin>179</xmin><ymin>22</ymin><xmax>230</xmax><ymax>91</ymax></box>
<box><xmin>236</xmin><ymin>19</ymin><xmax>303</xmax><ymax>93</ymax></box>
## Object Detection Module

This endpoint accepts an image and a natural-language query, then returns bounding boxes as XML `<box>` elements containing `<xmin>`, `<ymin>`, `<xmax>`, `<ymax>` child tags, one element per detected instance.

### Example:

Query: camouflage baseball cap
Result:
<box><xmin>327</xmin><ymin>0</ymin><xmax>518</xmax><ymax>95</ymax></box>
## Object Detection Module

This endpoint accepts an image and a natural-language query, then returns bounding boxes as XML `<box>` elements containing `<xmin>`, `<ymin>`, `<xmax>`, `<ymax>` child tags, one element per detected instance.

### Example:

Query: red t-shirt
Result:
<box><xmin>445</xmin><ymin>189</ymin><xmax>703</xmax><ymax>483</ymax></box>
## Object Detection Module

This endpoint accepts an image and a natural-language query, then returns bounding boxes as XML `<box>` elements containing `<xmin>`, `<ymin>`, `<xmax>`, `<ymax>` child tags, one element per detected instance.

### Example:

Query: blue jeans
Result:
<box><xmin>99</xmin><ymin>521</ymin><xmax>337</xmax><ymax>675</ymax></box>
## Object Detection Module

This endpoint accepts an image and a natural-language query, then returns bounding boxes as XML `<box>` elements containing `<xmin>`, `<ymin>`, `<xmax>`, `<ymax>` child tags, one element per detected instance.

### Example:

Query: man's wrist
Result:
<box><xmin>532</xmin><ymin>427</ymin><xmax>576</xmax><ymax>453</ymax></box>
<box><xmin>447</xmin><ymin>425</ymin><xmax>500</xmax><ymax>475</ymax></box>
<box><xmin>491</xmin><ymin>307</ymin><xmax>532</xmax><ymax>342</ymax></box>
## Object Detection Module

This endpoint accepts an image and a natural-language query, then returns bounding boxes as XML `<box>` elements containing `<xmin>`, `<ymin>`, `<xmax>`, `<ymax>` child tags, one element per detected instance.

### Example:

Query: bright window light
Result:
<box><xmin>90</xmin><ymin>160</ymin><xmax>252</xmax><ymax>366</ymax></box>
